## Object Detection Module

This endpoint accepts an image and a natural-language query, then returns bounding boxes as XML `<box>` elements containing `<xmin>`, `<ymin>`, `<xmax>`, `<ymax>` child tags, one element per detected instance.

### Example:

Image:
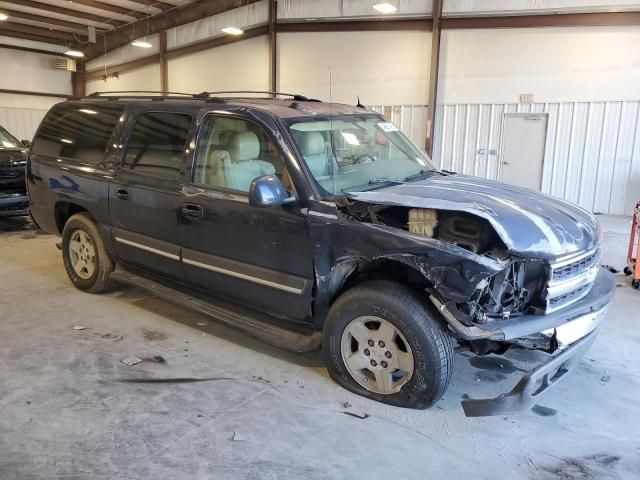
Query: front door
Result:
<box><xmin>500</xmin><ymin>113</ymin><xmax>548</xmax><ymax>191</ymax></box>
<box><xmin>180</xmin><ymin>113</ymin><xmax>315</xmax><ymax>323</ymax></box>
<box><xmin>109</xmin><ymin>110</ymin><xmax>194</xmax><ymax>281</ymax></box>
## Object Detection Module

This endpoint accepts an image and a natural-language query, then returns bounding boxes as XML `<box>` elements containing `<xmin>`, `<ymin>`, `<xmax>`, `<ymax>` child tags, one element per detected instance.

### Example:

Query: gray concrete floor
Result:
<box><xmin>0</xmin><ymin>215</ymin><xmax>638</xmax><ymax>479</ymax></box>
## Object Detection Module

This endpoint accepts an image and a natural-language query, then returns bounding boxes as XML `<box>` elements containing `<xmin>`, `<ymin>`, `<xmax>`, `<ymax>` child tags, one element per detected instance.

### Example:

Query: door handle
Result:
<box><xmin>116</xmin><ymin>188</ymin><xmax>129</xmax><ymax>201</ymax></box>
<box><xmin>181</xmin><ymin>202</ymin><xmax>203</xmax><ymax>219</ymax></box>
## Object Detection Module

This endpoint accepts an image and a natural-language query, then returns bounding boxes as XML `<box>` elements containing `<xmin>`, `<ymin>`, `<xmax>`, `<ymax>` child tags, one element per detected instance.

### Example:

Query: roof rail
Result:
<box><xmin>87</xmin><ymin>90</ymin><xmax>195</xmax><ymax>97</ymax></box>
<box><xmin>196</xmin><ymin>90</ymin><xmax>321</xmax><ymax>101</ymax></box>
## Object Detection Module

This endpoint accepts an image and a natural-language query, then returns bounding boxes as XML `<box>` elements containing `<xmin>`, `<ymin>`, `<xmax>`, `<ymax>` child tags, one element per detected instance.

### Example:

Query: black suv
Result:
<box><xmin>27</xmin><ymin>92</ymin><xmax>615</xmax><ymax>416</ymax></box>
<box><xmin>0</xmin><ymin>125</ymin><xmax>29</xmax><ymax>217</ymax></box>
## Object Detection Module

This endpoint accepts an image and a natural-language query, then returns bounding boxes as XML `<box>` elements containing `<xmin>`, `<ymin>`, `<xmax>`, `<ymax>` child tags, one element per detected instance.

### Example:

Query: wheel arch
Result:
<box><xmin>54</xmin><ymin>202</ymin><xmax>91</xmax><ymax>234</ymax></box>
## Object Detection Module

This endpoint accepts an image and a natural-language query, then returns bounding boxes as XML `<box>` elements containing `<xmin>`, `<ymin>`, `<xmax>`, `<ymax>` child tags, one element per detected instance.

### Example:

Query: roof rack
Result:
<box><xmin>88</xmin><ymin>90</ymin><xmax>195</xmax><ymax>97</ymax></box>
<box><xmin>195</xmin><ymin>91</ymin><xmax>321</xmax><ymax>102</ymax></box>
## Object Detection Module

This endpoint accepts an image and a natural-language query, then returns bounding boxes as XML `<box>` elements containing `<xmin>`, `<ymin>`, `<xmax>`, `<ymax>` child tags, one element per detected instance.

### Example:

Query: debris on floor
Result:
<box><xmin>143</xmin><ymin>356</ymin><xmax>166</xmax><ymax>364</ymax></box>
<box><xmin>141</xmin><ymin>330</ymin><xmax>168</xmax><ymax>341</ymax></box>
<box><xmin>120</xmin><ymin>356</ymin><xmax>143</xmax><ymax>366</ymax></box>
<box><xmin>343</xmin><ymin>401</ymin><xmax>352</xmax><ymax>409</ymax></box>
<box><xmin>342</xmin><ymin>411</ymin><xmax>369</xmax><ymax>420</ymax></box>
<box><xmin>72</xmin><ymin>325</ymin><xmax>86</xmax><ymax>330</ymax></box>
<box><xmin>231</xmin><ymin>431</ymin><xmax>246</xmax><ymax>441</ymax></box>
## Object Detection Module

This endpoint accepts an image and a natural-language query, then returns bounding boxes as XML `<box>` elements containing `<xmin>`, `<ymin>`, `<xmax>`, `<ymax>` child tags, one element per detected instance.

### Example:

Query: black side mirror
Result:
<box><xmin>21</xmin><ymin>139</ymin><xmax>31</xmax><ymax>148</ymax></box>
<box><xmin>249</xmin><ymin>175</ymin><xmax>295</xmax><ymax>207</ymax></box>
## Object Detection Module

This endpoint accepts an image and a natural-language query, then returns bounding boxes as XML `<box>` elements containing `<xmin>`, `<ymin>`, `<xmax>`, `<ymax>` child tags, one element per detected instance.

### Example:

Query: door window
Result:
<box><xmin>123</xmin><ymin>112</ymin><xmax>193</xmax><ymax>181</ymax></box>
<box><xmin>192</xmin><ymin>115</ymin><xmax>291</xmax><ymax>193</ymax></box>
<box><xmin>31</xmin><ymin>103</ymin><xmax>123</xmax><ymax>165</ymax></box>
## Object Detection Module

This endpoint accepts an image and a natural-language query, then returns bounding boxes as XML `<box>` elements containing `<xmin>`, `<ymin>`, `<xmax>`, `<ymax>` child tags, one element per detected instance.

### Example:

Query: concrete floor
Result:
<box><xmin>0</xmin><ymin>215</ymin><xmax>638</xmax><ymax>479</ymax></box>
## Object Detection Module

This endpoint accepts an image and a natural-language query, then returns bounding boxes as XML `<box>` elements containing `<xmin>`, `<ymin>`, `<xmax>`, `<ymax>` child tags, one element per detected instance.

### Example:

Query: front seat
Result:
<box><xmin>223</xmin><ymin>131</ymin><xmax>275</xmax><ymax>191</ymax></box>
<box><xmin>295</xmin><ymin>131</ymin><xmax>337</xmax><ymax>178</ymax></box>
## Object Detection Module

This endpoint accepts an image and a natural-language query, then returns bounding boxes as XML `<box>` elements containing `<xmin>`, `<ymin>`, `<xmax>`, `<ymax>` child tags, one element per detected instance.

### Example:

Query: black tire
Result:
<box><xmin>61</xmin><ymin>212</ymin><xmax>115</xmax><ymax>293</ymax></box>
<box><xmin>323</xmin><ymin>280</ymin><xmax>455</xmax><ymax>409</ymax></box>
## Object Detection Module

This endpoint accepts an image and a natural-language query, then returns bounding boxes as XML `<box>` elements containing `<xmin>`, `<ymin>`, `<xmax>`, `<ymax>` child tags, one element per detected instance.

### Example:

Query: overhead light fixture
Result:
<box><xmin>79</xmin><ymin>109</ymin><xmax>97</xmax><ymax>115</ymax></box>
<box><xmin>64</xmin><ymin>49</ymin><xmax>84</xmax><ymax>58</ymax></box>
<box><xmin>0</xmin><ymin>13</ymin><xmax>8</xmax><ymax>21</ymax></box>
<box><xmin>373</xmin><ymin>2</ymin><xmax>397</xmax><ymax>14</ymax></box>
<box><xmin>221</xmin><ymin>26</ymin><xmax>244</xmax><ymax>35</ymax></box>
<box><xmin>60</xmin><ymin>138</ymin><xmax>73</xmax><ymax>144</ymax></box>
<box><xmin>131</xmin><ymin>39</ymin><xmax>152</xmax><ymax>48</ymax></box>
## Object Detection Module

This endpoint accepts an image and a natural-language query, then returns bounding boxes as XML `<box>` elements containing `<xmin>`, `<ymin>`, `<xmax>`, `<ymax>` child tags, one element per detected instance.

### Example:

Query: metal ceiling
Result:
<box><xmin>0</xmin><ymin>0</ymin><xmax>198</xmax><ymax>47</ymax></box>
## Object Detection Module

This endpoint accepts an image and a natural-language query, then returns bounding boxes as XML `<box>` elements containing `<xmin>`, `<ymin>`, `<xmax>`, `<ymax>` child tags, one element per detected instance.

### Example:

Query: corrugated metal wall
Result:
<box><xmin>0</xmin><ymin>107</ymin><xmax>47</xmax><ymax>142</ymax></box>
<box><xmin>433</xmin><ymin>101</ymin><xmax>640</xmax><ymax>216</ymax></box>
<box><xmin>370</xmin><ymin>105</ymin><xmax>429</xmax><ymax>148</ymax></box>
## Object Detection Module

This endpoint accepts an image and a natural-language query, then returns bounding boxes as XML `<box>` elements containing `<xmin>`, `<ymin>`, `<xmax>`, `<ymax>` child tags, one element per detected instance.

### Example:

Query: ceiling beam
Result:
<box><xmin>0</xmin><ymin>42</ymin><xmax>62</xmax><ymax>56</ymax></box>
<box><xmin>0</xmin><ymin>8</ymin><xmax>96</xmax><ymax>30</ymax></box>
<box><xmin>440</xmin><ymin>11</ymin><xmax>640</xmax><ymax>29</ymax></box>
<box><xmin>0</xmin><ymin>21</ymin><xmax>78</xmax><ymax>41</ymax></box>
<box><xmin>276</xmin><ymin>18</ymin><xmax>433</xmax><ymax>32</ymax></box>
<box><xmin>0</xmin><ymin>28</ymin><xmax>68</xmax><ymax>44</ymax></box>
<box><xmin>63</xmin><ymin>0</ymin><xmax>146</xmax><ymax>20</ymax></box>
<box><xmin>83</xmin><ymin>0</ymin><xmax>263</xmax><ymax>59</ymax></box>
<box><xmin>127</xmin><ymin>0</ymin><xmax>175</xmax><ymax>12</ymax></box>
<box><xmin>3</xmin><ymin>0</ymin><xmax>127</xmax><ymax>27</ymax></box>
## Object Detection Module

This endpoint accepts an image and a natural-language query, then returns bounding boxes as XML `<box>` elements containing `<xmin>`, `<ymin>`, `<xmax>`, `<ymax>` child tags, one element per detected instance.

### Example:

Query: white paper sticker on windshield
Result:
<box><xmin>377</xmin><ymin>122</ymin><xmax>399</xmax><ymax>132</ymax></box>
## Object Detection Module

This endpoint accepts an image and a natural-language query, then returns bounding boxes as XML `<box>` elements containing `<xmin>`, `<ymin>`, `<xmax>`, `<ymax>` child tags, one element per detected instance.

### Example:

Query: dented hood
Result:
<box><xmin>345</xmin><ymin>174</ymin><xmax>600</xmax><ymax>259</ymax></box>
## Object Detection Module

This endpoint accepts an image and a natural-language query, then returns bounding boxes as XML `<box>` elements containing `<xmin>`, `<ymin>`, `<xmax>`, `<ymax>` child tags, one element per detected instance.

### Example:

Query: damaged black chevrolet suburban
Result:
<box><xmin>27</xmin><ymin>92</ymin><xmax>615</xmax><ymax>416</ymax></box>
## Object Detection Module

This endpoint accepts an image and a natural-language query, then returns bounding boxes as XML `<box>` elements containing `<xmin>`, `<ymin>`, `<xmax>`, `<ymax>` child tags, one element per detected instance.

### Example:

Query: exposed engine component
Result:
<box><xmin>407</xmin><ymin>208</ymin><xmax>438</xmax><ymax>237</ymax></box>
<box><xmin>437</xmin><ymin>213</ymin><xmax>493</xmax><ymax>253</ymax></box>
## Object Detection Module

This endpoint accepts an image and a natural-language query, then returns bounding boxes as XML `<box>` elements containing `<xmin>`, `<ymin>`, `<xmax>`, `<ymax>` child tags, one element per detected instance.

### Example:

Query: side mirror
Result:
<box><xmin>249</xmin><ymin>175</ymin><xmax>295</xmax><ymax>207</ymax></box>
<box><xmin>21</xmin><ymin>139</ymin><xmax>31</xmax><ymax>148</ymax></box>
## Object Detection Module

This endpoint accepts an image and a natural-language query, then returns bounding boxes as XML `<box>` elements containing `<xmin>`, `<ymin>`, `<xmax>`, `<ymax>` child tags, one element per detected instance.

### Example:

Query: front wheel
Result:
<box><xmin>323</xmin><ymin>280</ymin><xmax>454</xmax><ymax>409</ymax></box>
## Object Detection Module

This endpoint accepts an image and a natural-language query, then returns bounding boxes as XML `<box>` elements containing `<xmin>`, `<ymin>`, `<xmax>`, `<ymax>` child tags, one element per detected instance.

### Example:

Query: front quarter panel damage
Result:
<box><xmin>308</xmin><ymin>209</ymin><xmax>506</xmax><ymax>323</ymax></box>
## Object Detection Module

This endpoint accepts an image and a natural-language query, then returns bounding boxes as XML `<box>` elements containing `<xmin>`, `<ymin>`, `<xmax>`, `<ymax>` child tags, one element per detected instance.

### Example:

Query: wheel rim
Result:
<box><xmin>69</xmin><ymin>230</ymin><xmax>96</xmax><ymax>280</ymax></box>
<box><xmin>340</xmin><ymin>315</ymin><xmax>414</xmax><ymax>395</ymax></box>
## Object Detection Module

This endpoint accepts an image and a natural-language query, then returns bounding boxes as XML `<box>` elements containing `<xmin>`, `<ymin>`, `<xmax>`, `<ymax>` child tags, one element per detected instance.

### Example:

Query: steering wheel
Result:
<box><xmin>353</xmin><ymin>154</ymin><xmax>376</xmax><ymax>164</ymax></box>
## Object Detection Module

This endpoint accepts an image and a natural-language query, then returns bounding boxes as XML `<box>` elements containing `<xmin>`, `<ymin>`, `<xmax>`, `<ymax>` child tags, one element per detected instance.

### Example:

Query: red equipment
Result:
<box><xmin>625</xmin><ymin>201</ymin><xmax>640</xmax><ymax>289</ymax></box>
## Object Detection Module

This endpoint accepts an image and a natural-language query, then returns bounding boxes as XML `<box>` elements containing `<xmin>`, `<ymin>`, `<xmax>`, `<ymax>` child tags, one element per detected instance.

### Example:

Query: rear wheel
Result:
<box><xmin>62</xmin><ymin>212</ymin><xmax>114</xmax><ymax>293</ymax></box>
<box><xmin>323</xmin><ymin>280</ymin><xmax>454</xmax><ymax>409</ymax></box>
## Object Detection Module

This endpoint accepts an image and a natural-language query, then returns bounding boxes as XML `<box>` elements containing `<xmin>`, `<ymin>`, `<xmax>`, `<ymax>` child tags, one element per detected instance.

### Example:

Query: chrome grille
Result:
<box><xmin>545</xmin><ymin>247</ymin><xmax>601</xmax><ymax>313</ymax></box>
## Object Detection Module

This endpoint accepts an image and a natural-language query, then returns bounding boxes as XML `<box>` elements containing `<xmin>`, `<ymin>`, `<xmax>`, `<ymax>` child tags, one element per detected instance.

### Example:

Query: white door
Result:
<box><xmin>500</xmin><ymin>114</ymin><xmax>547</xmax><ymax>191</ymax></box>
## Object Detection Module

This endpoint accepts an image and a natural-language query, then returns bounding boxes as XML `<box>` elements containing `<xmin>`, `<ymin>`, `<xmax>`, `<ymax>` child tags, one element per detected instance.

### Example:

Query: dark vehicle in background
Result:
<box><xmin>0</xmin><ymin>125</ymin><xmax>29</xmax><ymax>217</ymax></box>
<box><xmin>27</xmin><ymin>92</ymin><xmax>615</xmax><ymax>416</ymax></box>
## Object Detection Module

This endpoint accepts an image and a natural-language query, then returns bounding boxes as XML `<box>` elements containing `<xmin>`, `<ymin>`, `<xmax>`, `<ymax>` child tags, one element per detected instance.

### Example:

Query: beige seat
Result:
<box><xmin>208</xmin><ymin>131</ymin><xmax>275</xmax><ymax>191</ymax></box>
<box><xmin>294</xmin><ymin>131</ymin><xmax>338</xmax><ymax>178</ymax></box>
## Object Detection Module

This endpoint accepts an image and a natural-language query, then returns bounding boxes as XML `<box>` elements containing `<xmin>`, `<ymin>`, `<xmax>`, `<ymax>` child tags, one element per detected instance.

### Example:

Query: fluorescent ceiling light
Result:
<box><xmin>131</xmin><ymin>39</ymin><xmax>152</xmax><ymax>48</ymax></box>
<box><xmin>221</xmin><ymin>26</ymin><xmax>244</xmax><ymax>35</ymax></box>
<box><xmin>60</xmin><ymin>138</ymin><xmax>73</xmax><ymax>144</ymax></box>
<box><xmin>0</xmin><ymin>13</ymin><xmax>8</xmax><ymax>21</ymax></box>
<box><xmin>373</xmin><ymin>2</ymin><xmax>397</xmax><ymax>14</ymax></box>
<box><xmin>64</xmin><ymin>49</ymin><xmax>84</xmax><ymax>58</ymax></box>
<box><xmin>2</xmin><ymin>141</ymin><xmax>16</xmax><ymax>148</ymax></box>
<box><xmin>79</xmin><ymin>109</ymin><xmax>97</xmax><ymax>115</ymax></box>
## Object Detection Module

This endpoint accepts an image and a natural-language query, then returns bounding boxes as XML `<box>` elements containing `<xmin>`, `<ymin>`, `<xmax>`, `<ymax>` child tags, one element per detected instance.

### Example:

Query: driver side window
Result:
<box><xmin>192</xmin><ymin>115</ymin><xmax>292</xmax><ymax>193</ymax></box>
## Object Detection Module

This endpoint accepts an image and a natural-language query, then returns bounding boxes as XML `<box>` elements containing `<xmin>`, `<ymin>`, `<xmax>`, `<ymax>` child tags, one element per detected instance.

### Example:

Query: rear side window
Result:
<box><xmin>123</xmin><ymin>112</ymin><xmax>192</xmax><ymax>181</ymax></box>
<box><xmin>31</xmin><ymin>104</ymin><xmax>123</xmax><ymax>165</ymax></box>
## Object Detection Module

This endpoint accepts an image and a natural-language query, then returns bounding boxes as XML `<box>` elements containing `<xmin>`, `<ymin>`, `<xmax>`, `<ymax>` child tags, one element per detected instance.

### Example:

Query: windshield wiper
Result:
<box><xmin>404</xmin><ymin>169</ymin><xmax>435</xmax><ymax>182</ymax></box>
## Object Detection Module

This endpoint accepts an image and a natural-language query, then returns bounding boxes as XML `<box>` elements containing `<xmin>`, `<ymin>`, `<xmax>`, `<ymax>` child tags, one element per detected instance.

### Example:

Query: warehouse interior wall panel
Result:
<box><xmin>444</xmin><ymin>0</ymin><xmax>640</xmax><ymax>15</ymax></box>
<box><xmin>278</xmin><ymin>31</ymin><xmax>431</xmax><ymax>105</ymax></box>
<box><xmin>0</xmin><ymin>48</ymin><xmax>71</xmax><ymax>97</ymax></box>
<box><xmin>433</xmin><ymin>100</ymin><xmax>640</xmax><ymax>216</ymax></box>
<box><xmin>439</xmin><ymin>27</ymin><xmax>640</xmax><ymax>104</ymax></box>
<box><xmin>167</xmin><ymin>36</ymin><xmax>269</xmax><ymax>94</ymax></box>
<box><xmin>167</xmin><ymin>1</ymin><xmax>268</xmax><ymax>49</ymax></box>
<box><xmin>278</xmin><ymin>0</ymin><xmax>431</xmax><ymax>19</ymax></box>
<box><xmin>0</xmin><ymin>104</ymin><xmax>48</xmax><ymax>141</ymax></box>
<box><xmin>86</xmin><ymin>64</ymin><xmax>162</xmax><ymax>95</ymax></box>
<box><xmin>86</xmin><ymin>34</ymin><xmax>161</xmax><ymax>71</ymax></box>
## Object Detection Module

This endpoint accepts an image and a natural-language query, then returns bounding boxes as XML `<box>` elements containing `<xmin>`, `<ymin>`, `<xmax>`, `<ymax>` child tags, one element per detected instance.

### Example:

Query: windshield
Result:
<box><xmin>0</xmin><ymin>125</ymin><xmax>21</xmax><ymax>149</ymax></box>
<box><xmin>285</xmin><ymin>114</ymin><xmax>435</xmax><ymax>195</ymax></box>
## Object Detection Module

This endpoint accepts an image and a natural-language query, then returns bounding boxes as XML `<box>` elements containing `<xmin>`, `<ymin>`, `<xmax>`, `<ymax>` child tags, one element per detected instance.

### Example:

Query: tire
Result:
<box><xmin>323</xmin><ymin>280</ymin><xmax>455</xmax><ymax>409</ymax></box>
<box><xmin>61</xmin><ymin>212</ymin><xmax>115</xmax><ymax>293</ymax></box>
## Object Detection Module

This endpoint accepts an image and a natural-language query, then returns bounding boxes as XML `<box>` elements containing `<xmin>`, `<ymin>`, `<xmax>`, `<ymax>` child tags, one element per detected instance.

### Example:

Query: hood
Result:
<box><xmin>345</xmin><ymin>174</ymin><xmax>600</xmax><ymax>260</ymax></box>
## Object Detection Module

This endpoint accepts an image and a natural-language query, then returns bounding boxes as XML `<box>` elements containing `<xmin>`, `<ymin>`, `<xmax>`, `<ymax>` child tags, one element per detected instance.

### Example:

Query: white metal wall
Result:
<box><xmin>433</xmin><ymin>101</ymin><xmax>640</xmax><ymax>216</ymax></box>
<box><xmin>0</xmin><ymin>106</ymin><xmax>47</xmax><ymax>141</ymax></box>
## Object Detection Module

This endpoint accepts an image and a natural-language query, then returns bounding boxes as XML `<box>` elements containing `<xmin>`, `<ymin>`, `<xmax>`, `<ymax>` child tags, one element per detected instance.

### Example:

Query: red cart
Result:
<box><xmin>625</xmin><ymin>201</ymin><xmax>640</xmax><ymax>289</ymax></box>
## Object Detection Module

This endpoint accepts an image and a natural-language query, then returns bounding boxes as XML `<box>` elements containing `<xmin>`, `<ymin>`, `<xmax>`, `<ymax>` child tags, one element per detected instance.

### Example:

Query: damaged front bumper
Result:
<box><xmin>433</xmin><ymin>268</ymin><xmax>615</xmax><ymax>417</ymax></box>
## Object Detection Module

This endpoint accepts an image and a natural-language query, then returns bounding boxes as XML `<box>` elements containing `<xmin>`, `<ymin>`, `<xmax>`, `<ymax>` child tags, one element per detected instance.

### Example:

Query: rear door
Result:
<box><xmin>109</xmin><ymin>108</ymin><xmax>195</xmax><ymax>281</ymax></box>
